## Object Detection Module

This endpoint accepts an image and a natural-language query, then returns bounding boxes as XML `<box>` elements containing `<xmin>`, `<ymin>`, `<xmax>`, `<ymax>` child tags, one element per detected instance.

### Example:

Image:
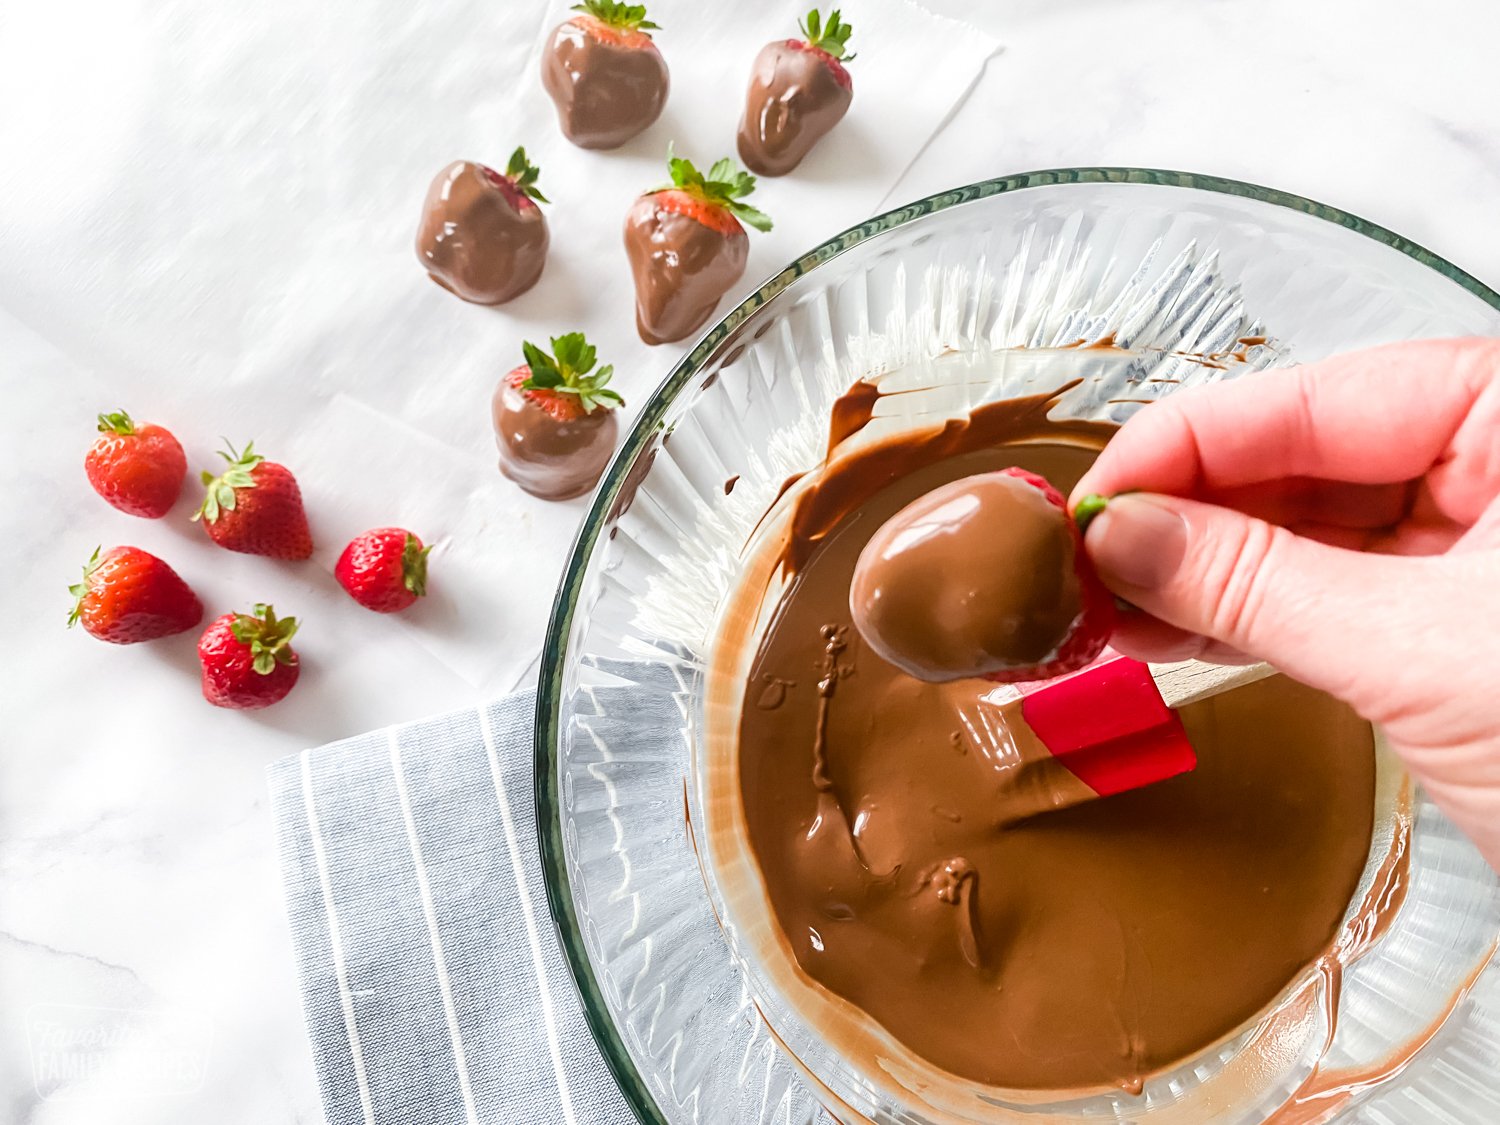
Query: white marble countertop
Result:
<box><xmin>4</xmin><ymin>1</ymin><xmax>1497</xmax><ymax>1122</ymax></box>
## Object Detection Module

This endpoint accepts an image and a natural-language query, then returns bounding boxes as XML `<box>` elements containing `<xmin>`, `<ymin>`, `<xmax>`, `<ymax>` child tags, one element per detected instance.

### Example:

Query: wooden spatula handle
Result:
<box><xmin>1150</xmin><ymin>660</ymin><xmax>1275</xmax><ymax>711</ymax></box>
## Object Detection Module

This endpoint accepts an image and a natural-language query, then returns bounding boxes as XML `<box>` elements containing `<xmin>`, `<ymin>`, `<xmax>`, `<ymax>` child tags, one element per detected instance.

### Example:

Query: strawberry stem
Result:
<box><xmin>503</xmin><ymin>147</ymin><xmax>549</xmax><ymax>204</ymax></box>
<box><xmin>194</xmin><ymin>440</ymin><xmax>264</xmax><ymax>524</ymax></box>
<box><xmin>66</xmin><ymin>546</ymin><xmax>103</xmax><ymax>628</ymax></box>
<box><xmin>1073</xmin><ymin>494</ymin><xmax>1109</xmax><ymax>534</ymax></box>
<box><xmin>402</xmin><ymin>534</ymin><xmax>432</xmax><ymax>597</ymax></box>
<box><xmin>229</xmin><ymin>603</ymin><xmax>300</xmax><ymax>675</ymax></box>
<box><xmin>96</xmin><ymin>410</ymin><xmax>137</xmax><ymax>436</ymax></box>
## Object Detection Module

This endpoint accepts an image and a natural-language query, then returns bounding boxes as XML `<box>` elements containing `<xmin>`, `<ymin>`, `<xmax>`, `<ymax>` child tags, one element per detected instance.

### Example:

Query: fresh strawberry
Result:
<box><xmin>982</xmin><ymin>469</ymin><xmax>1116</xmax><ymax>683</ymax></box>
<box><xmin>494</xmin><ymin>333</ymin><xmax>624</xmax><ymax>500</ymax></box>
<box><xmin>84</xmin><ymin>410</ymin><xmax>187</xmax><ymax>518</ymax></box>
<box><xmin>738</xmin><ymin>10</ymin><xmax>855</xmax><ymax>176</ymax></box>
<box><xmin>542</xmin><ymin>1</ymin><xmax>669</xmax><ymax>149</ymax></box>
<box><xmin>336</xmin><ymin>529</ymin><xmax>431</xmax><ymax>613</ymax></box>
<box><xmin>68</xmin><ymin>546</ymin><xmax>204</xmax><ymax>644</ymax></box>
<box><xmin>193</xmin><ymin>441</ymin><xmax>313</xmax><ymax>560</ymax></box>
<box><xmin>197</xmin><ymin>603</ymin><xmax>300</xmax><ymax>710</ymax></box>
<box><xmin>624</xmin><ymin>152</ymin><xmax>771</xmax><ymax>345</ymax></box>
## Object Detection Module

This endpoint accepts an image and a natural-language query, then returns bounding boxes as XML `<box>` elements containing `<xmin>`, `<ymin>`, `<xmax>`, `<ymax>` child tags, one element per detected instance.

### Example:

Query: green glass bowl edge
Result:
<box><xmin>532</xmin><ymin>166</ymin><xmax>1500</xmax><ymax>1125</ymax></box>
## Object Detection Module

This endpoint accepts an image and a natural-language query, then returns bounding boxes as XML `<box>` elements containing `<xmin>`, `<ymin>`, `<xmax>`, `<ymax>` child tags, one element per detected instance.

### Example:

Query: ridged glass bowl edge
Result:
<box><xmin>532</xmin><ymin>166</ymin><xmax>1500</xmax><ymax>1125</ymax></box>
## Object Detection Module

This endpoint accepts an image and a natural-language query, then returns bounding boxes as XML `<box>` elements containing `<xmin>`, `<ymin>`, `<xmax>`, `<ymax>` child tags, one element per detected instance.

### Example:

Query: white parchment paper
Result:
<box><xmin>2</xmin><ymin>0</ymin><xmax>996</xmax><ymax>747</ymax></box>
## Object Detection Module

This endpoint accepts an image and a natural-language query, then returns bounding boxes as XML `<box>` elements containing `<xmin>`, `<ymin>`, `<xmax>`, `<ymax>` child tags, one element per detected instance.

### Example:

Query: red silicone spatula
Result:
<box><xmin>1009</xmin><ymin>653</ymin><xmax>1275</xmax><ymax>799</ymax></box>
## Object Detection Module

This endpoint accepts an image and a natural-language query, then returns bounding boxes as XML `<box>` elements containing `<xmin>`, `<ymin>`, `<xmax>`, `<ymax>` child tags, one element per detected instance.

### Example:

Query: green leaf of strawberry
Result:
<box><xmin>553</xmin><ymin>332</ymin><xmax>597</xmax><ymax>376</ymax></box>
<box><xmin>724</xmin><ymin>201</ymin><xmax>773</xmax><ymax>233</ymax></box>
<box><xmin>519</xmin><ymin>332</ymin><xmax>626</xmax><ymax>414</ymax></box>
<box><xmin>504</xmin><ymin>146</ymin><xmax>549</xmax><ymax>204</ymax></box>
<box><xmin>96</xmin><ymin>410</ymin><xmax>137</xmax><ymax>436</ymax></box>
<box><xmin>659</xmin><ymin>148</ymin><xmax>774</xmax><ymax>233</ymax></box>
<box><xmin>401</xmin><ymin>533</ymin><xmax>431</xmax><ymax>597</ymax></box>
<box><xmin>571</xmin><ymin>0</ymin><xmax>659</xmax><ymax>32</ymax></box>
<box><xmin>800</xmin><ymin>8</ymin><xmax>855</xmax><ymax>61</ymax></box>
<box><xmin>193</xmin><ymin>440</ymin><xmax>263</xmax><ymax>524</ymax></box>
<box><xmin>228</xmin><ymin>603</ymin><xmax>300</xmax><ymax>676</ymax></box>
<box><xmin>66</xmin><ymin>546</ymin><xmax>103</xmax><ymax>628</ymax></box>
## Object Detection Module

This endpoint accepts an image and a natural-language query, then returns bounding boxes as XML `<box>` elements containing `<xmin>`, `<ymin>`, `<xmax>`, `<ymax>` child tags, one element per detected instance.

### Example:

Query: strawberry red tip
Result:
<box><xmin>998</xmin><ymin>466</ymin><xmax>1067</xmax><ymax>508</ymax></box>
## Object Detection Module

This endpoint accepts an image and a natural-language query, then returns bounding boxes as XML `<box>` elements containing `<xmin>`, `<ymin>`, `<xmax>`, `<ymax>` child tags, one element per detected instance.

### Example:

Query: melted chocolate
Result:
<box><xmin>491</xmin><ymin>377</ymin><xmax>618</xmax><ymax>501</ymax></box>
<box><xmin>824</xmin><ymin>378</ymin><xmax>880</xmax><ymax>456</ymax></box>
<box><xmin>541</xmin><ymin>17</ymin><xmax>668</xmax><ymax>150</ymax></box>
<box><xmin>415</xmin><ymin>161</ymin><xmax>548</xmax><ymax>305</ymax></box>
<box><xmin>732</xmin><ymin>385</ymin><xmax>1379</xmax><ymax>1092</ymax></box>
<box><xmin>624</xmin><ymin>196</ymin><xmax>747</xmax><ymax>345</ymax></box>
<box><xmin>850</xmin><ymin>472</ymin><xmax>1082</xmax><ymax>681</ymax></box>
<box><xmin>737</xmin><ymin>41</ymin><xmax>852</xmax><ymax>176</ymax></box>
<box><xmin>1268</xmin><ymin>859</ymin><xmax>1471</xmax><ymax>1125</ymax></box>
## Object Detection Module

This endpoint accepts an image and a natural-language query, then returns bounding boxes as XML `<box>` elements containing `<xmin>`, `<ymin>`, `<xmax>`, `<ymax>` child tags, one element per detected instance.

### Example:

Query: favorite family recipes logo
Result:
<box><xmin>26</xmin><ymin>1004</ymin><xmax>210</xmax><ymax>1100</ymax></box>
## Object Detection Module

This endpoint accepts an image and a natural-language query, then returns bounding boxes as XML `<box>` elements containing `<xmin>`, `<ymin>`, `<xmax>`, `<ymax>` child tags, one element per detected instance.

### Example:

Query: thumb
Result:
<box><xmin>1083</xmin><ymin>493</ymin><xmax>1441</xmax><ymax>710</ymax></box>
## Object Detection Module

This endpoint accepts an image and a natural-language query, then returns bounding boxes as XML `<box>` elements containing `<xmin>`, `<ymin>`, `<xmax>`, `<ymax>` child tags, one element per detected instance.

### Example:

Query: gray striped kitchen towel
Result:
<box><xmin>268</xmin><ymin>689</ymin><xmax>634</xmax><ymax>1125</ymax></box>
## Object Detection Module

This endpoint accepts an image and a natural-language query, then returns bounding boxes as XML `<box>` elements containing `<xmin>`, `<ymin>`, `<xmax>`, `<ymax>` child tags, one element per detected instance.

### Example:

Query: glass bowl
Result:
<box><xmin>535</xmin><ymin>169</ymin><xmax>1500</xmax><ymax>1124</ymax></box>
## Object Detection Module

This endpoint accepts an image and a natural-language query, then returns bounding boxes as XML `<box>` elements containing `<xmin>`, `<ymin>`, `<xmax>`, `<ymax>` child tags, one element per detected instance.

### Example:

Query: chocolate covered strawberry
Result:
<box><xmin>493</xmin><ymin>333</ymin><xmax>623</xmax><ymax>501</ymax></box>
<box><xmin>542</xmin><ymin>1</ymin><xmax>669</xmax><ymax>150</ymax></box>
<box><xmin>84</xmin><ymin>410</ymin><xmax>187</xmax><ymax>518</ymax></box>
<box><xmin>738</xmin><ymin>9</ymin><xmax>855</xmax><ymax>176</ymax></box>
<box><xmin>416</xmin><ymin>150</ymin><xmax>549</xmax><ymax>305</ymax></box>
<box><xmin>68</xmin><ymin>546</ymin><xmax>204</xmax><ymax>644</ymax></box>
<box><xmin>193</xmin><ymin>441</ymin><xmax>313</xmax><ymax>560</ymax></box>
<box><xmin>624</xmin><ymin>153</ymin><xmax>771</xmax><ymax>346</ymax></box>
<box><xmin>336</xmin><ymin>528</ymin><xmax>431</xmax><ymax>613</ymax></box>
<box><xmin>850</xmin><ymin>468</ymin><xmax>1116</xmax><ymax>684</ymax></box>
<box><xmin>197</xmin><ymin>603</ymin><xmax>300</xmax><ymax>710</ymax></box>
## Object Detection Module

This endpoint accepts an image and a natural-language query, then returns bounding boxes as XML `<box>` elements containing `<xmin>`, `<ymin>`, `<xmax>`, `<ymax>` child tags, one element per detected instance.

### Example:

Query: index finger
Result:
<box><xmin>1071</xmin><ymin>337</ymin><xmax>1499</xmax><ymax>503</ymax></box>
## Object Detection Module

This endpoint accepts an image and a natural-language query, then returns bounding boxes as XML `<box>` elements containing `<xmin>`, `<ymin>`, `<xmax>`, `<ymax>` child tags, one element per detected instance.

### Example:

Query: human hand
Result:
<box><xmin>1070</xmin><ymin>337</ymin><xmax>1500</xmax><ymax>869</ymax></box>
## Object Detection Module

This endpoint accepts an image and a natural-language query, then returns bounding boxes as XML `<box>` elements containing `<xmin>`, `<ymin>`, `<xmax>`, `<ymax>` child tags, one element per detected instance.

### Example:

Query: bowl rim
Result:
<box><xmin>532</xmin><ymin>166</ymin><xmax>1500</xmax><ymax>1125</ymax></box>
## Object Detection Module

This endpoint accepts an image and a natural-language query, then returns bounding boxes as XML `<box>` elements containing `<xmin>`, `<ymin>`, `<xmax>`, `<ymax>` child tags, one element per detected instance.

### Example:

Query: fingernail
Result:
<box><xmin>1085</xmin><ymin>493</ymin><xmax>1188</xmax><ymax>591</ymax></box>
